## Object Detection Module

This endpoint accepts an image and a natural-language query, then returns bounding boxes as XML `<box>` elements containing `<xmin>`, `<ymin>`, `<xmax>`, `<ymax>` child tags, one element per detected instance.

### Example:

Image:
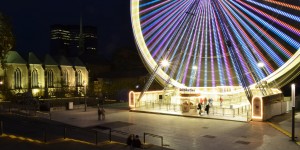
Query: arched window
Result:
<box><xmin>47</xmin><ymin>70</ymin><xmax>54</xmax><ymax>87</ymax></box>
<box><xmin>14</xmin><ymin>68</ymin><xmax>22</xmax><ymax>89</ymax></box>
<box><xmin>31</xmin><ymin>69</ymin><xmax>38</xmax><ymax>88</ymax></box>
<box><xmin>76</xmin><ymin>70</ymin><xmax>82</xmax><ymax>86</ymax></box>
<box><xmin>63</xmin><ymin>70</ymin><xmax>68</xmax><ymax>86</ymax></box>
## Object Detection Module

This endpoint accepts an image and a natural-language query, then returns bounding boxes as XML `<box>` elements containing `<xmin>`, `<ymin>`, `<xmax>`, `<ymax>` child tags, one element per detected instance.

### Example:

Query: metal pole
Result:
<box><xmin>84</xmin><ymin>97</ymin><xmax>87</xmax><ymax>112</ymax></box>
<box><xmin>291</xmin><ymin>84</ymin><xmax>296</xmax><ymax>141</ymax></box>
<box><xmin>84</xmin><ymin>84</ymin><xmax>87</xmax><ymax>112</ymax></box>
<box><xmin>292</xmin><ymin>107</ymin><xmax>295</xmax><ymax>141</ymax></box>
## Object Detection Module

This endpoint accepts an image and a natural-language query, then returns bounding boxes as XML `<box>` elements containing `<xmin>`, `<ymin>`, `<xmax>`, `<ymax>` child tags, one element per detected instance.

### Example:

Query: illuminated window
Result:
<box><xmin>31</xmin><ymin>69</ymin><xmax>38</xmax><ymax>88</ymax></box>
<box><xmin>14</xmin><ymin>68</ymin><xmax>22</xmax><ymax>89</ymax></box>
<box><xmin>63</xmin><ymin>70</ymin><xmax>68</xmax><ymax>86</ymax></box>
<box><xmin>76</xmin><ymin>70</ymin><xmax>82</xmax><ymax>86</ymax></box>
<box><xmin>47</xmin><ymin>70</ymin><xmax>54</xmax><ymax>87</ymax></box>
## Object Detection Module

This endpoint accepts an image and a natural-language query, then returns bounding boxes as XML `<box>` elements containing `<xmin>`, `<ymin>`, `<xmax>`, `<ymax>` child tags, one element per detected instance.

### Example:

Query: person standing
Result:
<box><xmin>127</xmin><ymin>134</ymin><xmax>134</xmax><ymax>149</ymax></box>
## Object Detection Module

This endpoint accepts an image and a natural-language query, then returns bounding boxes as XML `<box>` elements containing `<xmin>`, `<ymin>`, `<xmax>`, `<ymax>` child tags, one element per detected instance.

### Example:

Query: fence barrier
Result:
<box><xmin>0</xmin><ymin>113</ymin><xmax>167</xmax><ymax>147</ymax></box>
<box><xmin>144</xmin><ymin>132</ymin><xmax>168</xmax><ymax>147</ymax></box>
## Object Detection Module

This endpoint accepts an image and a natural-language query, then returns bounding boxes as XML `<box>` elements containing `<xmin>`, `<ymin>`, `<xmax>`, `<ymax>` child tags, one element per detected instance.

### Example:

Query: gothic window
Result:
<box><xmin>63</xmin><ymin>70</ymin><xmax>68</xmax><ymax>86</ymax></box>
<box><xmin>31</xmin><ymin>69</ymin><xmax>38</xmax><ymax>88</ymax></box>
<box><xmin>47</xmin><ymin>70</ymin><xmax>54</xmax><ymax>87</ymax></box>
<box><xmin>76</xmin><ymin>70</ymin><xmax>82</xmax><ymax>86</ymax></box>
<box><xmin>14</xmin><ymin>68</ymin><xmax>22</xmax><ymax>89</ymax></box>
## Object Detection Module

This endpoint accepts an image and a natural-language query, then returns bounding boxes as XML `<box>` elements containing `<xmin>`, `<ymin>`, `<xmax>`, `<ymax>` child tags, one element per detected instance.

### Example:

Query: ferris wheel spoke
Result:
<box><xmin>131</xmin><ymin>0</ymin><xmax>300</xmax><ymax>89</ymax></box>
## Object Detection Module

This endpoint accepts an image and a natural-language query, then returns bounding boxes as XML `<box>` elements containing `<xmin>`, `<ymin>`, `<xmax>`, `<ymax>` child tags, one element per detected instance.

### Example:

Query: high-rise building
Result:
<box><xmin>50</xmin><ymin>24</ymin><xmax>97</xmax><ymax>56</ymax></box>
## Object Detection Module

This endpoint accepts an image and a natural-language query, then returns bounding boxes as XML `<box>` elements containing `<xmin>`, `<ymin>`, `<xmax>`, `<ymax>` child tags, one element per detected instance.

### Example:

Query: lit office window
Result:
<box><xmin>47</xmin><ymin>70</ymin><xmax>54</xmax><ymax>87</ymax></box>
<box><xmin>14</xmin><ymin>68</ymin><xmax>22</xmax><ymax>89</ymax></box>
<box><xmin>31</xmin><ymin>69</ymin><xmax>38</xmax><ymax>88</ymax></box>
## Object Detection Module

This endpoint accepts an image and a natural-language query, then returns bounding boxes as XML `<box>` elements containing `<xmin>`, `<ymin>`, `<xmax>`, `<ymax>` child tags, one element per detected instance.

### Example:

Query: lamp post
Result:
<box><xmin>83</xmin><ymin>81</ymin><xmax>87</xmax><ymax>112</ymax></box>
<box><xmin>291</xmin><ymin>83</ymin><xmax>296</xmax><ymax>141</ymax></box>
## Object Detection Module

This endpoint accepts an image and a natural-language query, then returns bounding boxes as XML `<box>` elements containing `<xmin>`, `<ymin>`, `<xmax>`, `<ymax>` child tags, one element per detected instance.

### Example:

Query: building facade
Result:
<box><xmin>0</xmin><ymin>51</ymin><xmax>88</xmax><ymax>99</ymax></box>
<box><xmin>50</xmin><ymin>25</ymin><xmax>97</xmax><ymax>57</ymax></box>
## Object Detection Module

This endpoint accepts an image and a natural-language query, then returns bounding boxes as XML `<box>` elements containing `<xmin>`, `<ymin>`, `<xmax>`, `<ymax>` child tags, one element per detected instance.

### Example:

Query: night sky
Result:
<box><xmin>0</xmin><ymin>0</ymin><xmax>135</xmax><ymax>58</ymax></box>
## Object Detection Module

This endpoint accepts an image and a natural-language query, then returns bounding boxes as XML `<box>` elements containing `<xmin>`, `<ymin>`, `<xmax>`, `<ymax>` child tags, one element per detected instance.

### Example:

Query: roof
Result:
<box><xmin>6</xmin><ymin>51</ymin><xmax>27</xmax><ymax>64</ymax></box>
<box><xmin>28</xmin><ymin>52</ymin><xmax>42</xmax><ymax>64</ymax></box>
<box><xmin>44</xmin><ymin>54</ymin><xmax>58</xmax><ymax>65</ymax></box>
<box><xmin>54</xmin><ymin>55</ymin><xmax>72</xmax><ymax>66</ymax></box>
<box><xmin>68</xmin><ymin>57</ymin><xmax>85</xmax><ymax>67</ymax></box>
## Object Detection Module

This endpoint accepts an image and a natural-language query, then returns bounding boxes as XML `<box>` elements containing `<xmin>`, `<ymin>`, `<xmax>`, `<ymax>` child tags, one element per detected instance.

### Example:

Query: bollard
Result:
<box><xmin>109</xmin><ymin>128</ymin><xmax>112</xmax><ymax>142</ymax></box>
<box><xmin>95</xmin><ymin>131</ymin><xmax>98</xmax><ymax>145</ymax></box>
<box><xmin>222</xmin><ymin>108</ymin><xmax>225</xmax><ymax>116</ymax></box>
<box><xmin>44</xmin><ymin>128</ymin><xmax>47</xmax><ymax>143</ymax></box>
<box><xmin>144</xmin><ymin>132</ymin><xmax>146</xmax><ymax>144</ymax></box>
<box><xmin>0</xmin><ymin>121</ymin><xmax>3</xmax><ymax>136</ymax></box>
<box><xmin>64</xmin><ymin>127</ymin><xmax>66</xmax><ymax>139</ymax></box>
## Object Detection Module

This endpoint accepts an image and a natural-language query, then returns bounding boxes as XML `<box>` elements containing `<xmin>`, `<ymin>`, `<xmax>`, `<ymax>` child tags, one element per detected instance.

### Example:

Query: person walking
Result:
<box><xmin>100</xmin><ymin>107</ymin><xmax>105</xmax><ymax>120</ymax></box>
<box><xmin>97</xmin><ymin>106</ymin><xmax>102</xmax><ymax>120</ymax></box>
<box><xmin>220</xmin><ymin>97</ymin><xmax>223</xmax><ymax>107</ymax></box>
<box><xmin>205</xmin><ymin>104</ymin><xmax>210</xmax><ymax>115</ymax></box>
<box><xmin>197</xmin><ymin>103</ymin><xmax>202</xmax><ymax>115</ymax></box>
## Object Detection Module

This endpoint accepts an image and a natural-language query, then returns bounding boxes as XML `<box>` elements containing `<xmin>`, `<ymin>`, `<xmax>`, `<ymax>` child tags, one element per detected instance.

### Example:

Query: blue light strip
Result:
<box><xmin>211</xmin><ymin>9</ymin><xmax>225</xmax><ymax>86</ymax></box>
<box><xmin>140</xmin><ymin>0</ymin><xmax>161</xmax><ymax>8</ymax></box>
<box><xmin>247</xmin><ymin>1</ymin><xmax>300</xmax><ymax>22</ymax></box>
<box><xmin>232</xmin><ymin>1</ymin><xmax>300</xmax><ymax>50</ymax></box>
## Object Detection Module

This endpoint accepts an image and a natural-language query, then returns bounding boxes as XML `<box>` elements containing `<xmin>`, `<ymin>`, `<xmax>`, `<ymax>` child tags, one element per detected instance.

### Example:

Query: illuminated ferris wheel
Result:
<box><xmin>131</xmin><ymin>0</ymin><xmax>300</xmax><ymax>90</ymax></box>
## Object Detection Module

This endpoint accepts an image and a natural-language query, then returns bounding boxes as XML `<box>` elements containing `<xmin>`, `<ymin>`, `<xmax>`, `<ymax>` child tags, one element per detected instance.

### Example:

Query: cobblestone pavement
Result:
<box><xmin>1</xmin><ymin>103</ymin><xmax>299</xmax><ymax>150</ymax></box>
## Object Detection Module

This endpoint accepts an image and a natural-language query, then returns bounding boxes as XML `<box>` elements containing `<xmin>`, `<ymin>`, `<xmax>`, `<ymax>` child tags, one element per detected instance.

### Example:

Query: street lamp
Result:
<box><xmin>257</xmin><ymin>62</ymin><xmax>265</xmax><ymax>68</ymax></box>
<box><xmin>160</xmin><ymin>59</ymin><xmax>170</xmax><ymax>67</ymax></box>
<box><xmin>83</xmin><ymin>81</ymin><xmax>87</xmax><ymax>112</ymax></box>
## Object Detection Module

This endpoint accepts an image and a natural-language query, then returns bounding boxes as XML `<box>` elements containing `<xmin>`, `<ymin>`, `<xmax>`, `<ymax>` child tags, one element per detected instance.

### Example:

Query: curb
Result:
<box><xmin>130</xmin><ymin>109</ymin><xmax>248</xmax><ymax>123</ymax></box>
<box><xmin>267</xmin><ymin>122</ymin><xmax>300</xmax><ymax>146</ymax></box>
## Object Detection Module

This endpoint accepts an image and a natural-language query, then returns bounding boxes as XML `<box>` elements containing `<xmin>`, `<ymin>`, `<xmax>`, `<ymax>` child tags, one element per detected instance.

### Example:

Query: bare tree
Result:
<box><xmin>0</xmin><ymin>12</ymin><xmax>15</xmax><ymax>69</ymax></box>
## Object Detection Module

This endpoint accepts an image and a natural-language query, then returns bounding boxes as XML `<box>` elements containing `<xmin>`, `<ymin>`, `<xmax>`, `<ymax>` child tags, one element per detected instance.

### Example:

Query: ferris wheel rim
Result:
<box><xmin>131</xmin><ymin>0</ymin><xmax>300</xmax><ymax>91</ymax></box>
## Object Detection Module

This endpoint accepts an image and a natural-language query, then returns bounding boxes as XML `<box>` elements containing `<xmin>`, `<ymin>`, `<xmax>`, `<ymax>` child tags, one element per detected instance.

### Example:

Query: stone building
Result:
<box><xmin>0</xmin><ymin>51</ymin><xmax>88</xmax><ymax>99</ymax></box>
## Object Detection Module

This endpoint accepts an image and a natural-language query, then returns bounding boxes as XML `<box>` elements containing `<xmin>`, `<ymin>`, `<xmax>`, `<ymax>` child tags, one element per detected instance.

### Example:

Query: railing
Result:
<box><xmin>144</xmin><ymin>132</ymin><xmax>169</xmax><ymax>147</ymax></box>
<box><xmin>0</xmin><ymin>115</ymin><xmax>105</xmax><ymax>145</ymax></box>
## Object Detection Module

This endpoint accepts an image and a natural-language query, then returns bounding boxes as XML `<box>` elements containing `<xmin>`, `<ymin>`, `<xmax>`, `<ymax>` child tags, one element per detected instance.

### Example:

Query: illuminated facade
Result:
<box><xmin>129</xmin><ymin>0</ymin><xmax>299</xmax><ymax>121</ymax></box>
<box><xmin>50</xmin><ymin>25</ymin><xmax>97</xmax><ymax>56</ymax></box>
<box><xmin>0</xmin><ymin>51</ymin><xmax>88</xmax><ymax>98</ymax></box>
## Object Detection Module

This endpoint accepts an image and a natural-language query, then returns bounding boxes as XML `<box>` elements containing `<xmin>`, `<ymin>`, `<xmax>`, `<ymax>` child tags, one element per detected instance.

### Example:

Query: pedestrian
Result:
<box><xmin>97</xmin><ymin>106</ymin><xmax>102</xmax><ymax>120</ymax></box>
<box><xmin>208</xmin><ymin>98</ymin><xmax>213</xmax><ymax>106</ymax></box>
<box><xmin>205</xmin><ymin>104</ymin><xmax>210</xmax><ymax>115</ymax></box>
<box><xmin>197</xmin><ymin>103</ymin><xmax>202</xmax><ymax>115</ymax></box>
<box><xmin>133</xmin><ymin>135</ymin><xmax>143</xmax><ymax>148</ymax></box>
<box><xmin>100</xmin><ymin>107</ymin><xmax>105</xmax><ymax>120</ymax></box>
<box><xmin>126</xmin><ymin>134</ymin><xmax>135</xmax><ymax>149</ymax></box>
<box><xmin>220</xmin><ymin>97</ymin><xmax>223</xmax><ymax>107</ymax></box>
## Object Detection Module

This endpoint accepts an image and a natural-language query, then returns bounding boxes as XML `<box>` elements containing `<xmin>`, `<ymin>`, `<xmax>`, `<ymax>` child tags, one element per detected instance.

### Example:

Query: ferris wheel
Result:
<box><xmin>131</xmin><ymin>0</ymin><xmax>300</xmax><ymax>90</ymax></box>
